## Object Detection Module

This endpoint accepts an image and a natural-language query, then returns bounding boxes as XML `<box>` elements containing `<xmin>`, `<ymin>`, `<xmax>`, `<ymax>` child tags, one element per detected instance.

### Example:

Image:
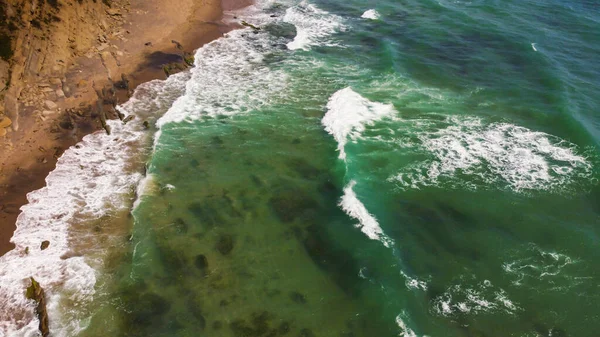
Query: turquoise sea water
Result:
<box><xmin>76</xmin><ymin>0</ymin><xmax>600</xmax><ymax>336</ymax></box>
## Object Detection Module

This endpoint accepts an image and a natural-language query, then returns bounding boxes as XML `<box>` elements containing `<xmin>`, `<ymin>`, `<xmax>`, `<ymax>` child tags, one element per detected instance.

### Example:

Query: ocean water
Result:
<box><xmin>2</xmin><ymin>0</ymin><xmax>600</xmax><ymax>336</ymax></box>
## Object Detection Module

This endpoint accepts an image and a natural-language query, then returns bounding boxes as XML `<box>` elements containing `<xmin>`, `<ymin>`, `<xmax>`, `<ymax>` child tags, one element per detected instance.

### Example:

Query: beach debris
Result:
<box><xmin>171</xmin><ymin>40</ymin><xmax>183</xmax><ymax>50</ymax></box>
<box><xmin>162</xmin><ymin>62</ymin><xmax>187</xmax><ymax>77</ymax></box>
<box><xmin>122</xmin><ymin>115</ymin><xmax>134</xmax><ymax>124</ymax></box>
<box><xmin>215</xmin><ymin>234</ymin><xmax>234</xmax><ymax>255</ymax></box>
<box><xmin>183</xmin><ymin>52</ymin><xmax>195</xmax><ymax>66</ymax></box>
<box><xmin>115</xmin><ymin>73</ymin><xmax>130</xmax><ymax>90</ymax></box>
<box><xmin>25</xmin><ymin>278</ymin><xmax>49</xmax><ymax>337</ymax></box>
<box><xmin>40</xmin><ymin>241</ymin><xmax>50</xmax><ymax>250</ymax></box>
<box><xmin>144</xmin><ymin>41</ymin><xmax>152</xmax><ymax>46</ymax></box>
<box><xmin>241</xmin><ymin>20</ymin><xmax>261</xmax><ymax>31</ymax></box>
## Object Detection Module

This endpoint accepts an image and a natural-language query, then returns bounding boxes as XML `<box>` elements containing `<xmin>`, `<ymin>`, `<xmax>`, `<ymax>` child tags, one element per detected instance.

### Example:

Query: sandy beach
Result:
<box><xmin>0</xmin><ymin>0</ymin><xmax>248</xmax><ymax>256</ymax></box>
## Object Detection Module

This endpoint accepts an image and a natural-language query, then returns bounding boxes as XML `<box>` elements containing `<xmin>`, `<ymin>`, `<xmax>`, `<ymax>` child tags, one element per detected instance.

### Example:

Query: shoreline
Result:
<box><xmin>0</xmin><ymin>0</ymin><xmax>249</xmax><ymax>256</ymax></box>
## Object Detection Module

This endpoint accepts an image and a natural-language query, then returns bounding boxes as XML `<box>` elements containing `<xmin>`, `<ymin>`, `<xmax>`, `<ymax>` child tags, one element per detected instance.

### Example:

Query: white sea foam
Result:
<box><xmin>340</xmin><ymin>180</ymin><xmax>394</xmax><ymax>247</ymax></box>
<box><xmin>431</xmin><ymin>278</ymin><xmax>519</xmax><ymax>317</ymax></box>
<box><xmin>0</xmin><ymin>122</ymin><xmax>141</xmax><ymax>336</ymax></box>
<box><xmin>157</xmin><ymin>5</ymin><xmax>288</xmax><ymax>126</ymax></box>
<box><xmin>323</xmin><ymin>87</ymin><xmax>397</xmax><ymax>160</ymax></box>
<box><xmin>0</xmin><ymin>69</ymin><xmax>191</xmax><ymax>336</ymax></box>
<box><xmin>502</xmin><ymin>244</ymin><xmax>580</xmax><ymax>288</ymax></box>
<box><xmin>395</xmin><ymin>313</ymin><xmax>418</xmax><ymax>337</ymax></box>
<box><xmin>400</xmin><ymin>271</ymin><xmax>429</xmax><ymax>291</ymax></box>
<box><xmin>390</xmin><ymin>115</ymin><xmax>594</xmax><ymax>193</ymax></box>
<box><xmin>361</xmin><ymin>9</ymin><xmax>381</xmax><ymax>20</ymax></box>
<box><xmin>284</xmin><ymin>2</ymin><xmax>345</xmax><ymax>50</ymax></box>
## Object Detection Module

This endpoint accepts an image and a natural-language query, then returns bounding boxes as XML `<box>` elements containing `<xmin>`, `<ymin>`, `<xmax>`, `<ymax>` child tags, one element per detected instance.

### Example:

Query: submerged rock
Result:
<box><xmin>289</xmin><ymin>291</ymin><xmax>307</xmax><ymax>304</ymax></box>
<box><xmin>300</xmin><ymin>328</ymin><xmax>315</xmax><ymax>337</ymax></box>
<box><xmin>269</xmin><ymin>186</ymin><xmax>319</xmax><ymax>223</ymax></box>
<box><xmin>278</xmin><ymin>321</ymin><xmax>290</xmax><ymax>335</ymax></box>
<box><xmin>25</xmin><ymin>278</ymin><xmax>49</xmax><ymax>337</ymax></box>
<box><xmin>125</xmin><ymin>292</ymin><xmax>171</xmax><ymax>327</ymax></box>
<box><xmin>194</xmin><ymin>254</ymin><xmax>209</xmax><ymax>274</ymax></box>
<box><xmin>264</xmin><ymin>22</ymin><xmax>297</xmax><ymax>40</ymax></box>
<box><xmin>215</xmin><ymin>234</ymin><xmax>234</xmax><ymax>255</ymax></box>
<box><xmin>230</xmin><ymin>311</ymin><xmax>272</xmax><ymax>337</ymax></box>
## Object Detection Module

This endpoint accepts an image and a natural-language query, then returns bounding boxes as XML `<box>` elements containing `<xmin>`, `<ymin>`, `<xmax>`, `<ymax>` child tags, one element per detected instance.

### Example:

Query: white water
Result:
<box><xmin>340</xmin><ymin>181</ymin><xmax>394</xmax><ymax>247</ymax></box>
<box><xmin>361</xmin><ymin>9</ymin><xmax>381</xmax><ymax>20</ymax></box>
<box><xmin>390</xmin><ymin>115</ymin><xmax>594</xmax><ymax>192</ymax></box>
<box><xmin>323</xmin><ymin>87</ymin><xmax>397</xmax><ymax>160</ymax></box>
<box><xmin>431</xmin><ymin>278</ymin><xmax>519</xmax><ymax>317</ymax></box>
<box><xmin>283</xmin><ymin>1</ymin><xmax>345</xmax><ymax>51</ymax></box>
<box><xmin>0</xmin><ymin>68</ymin><xmax>190</xmax><ymax>336</ymax></box>
<box><xmin>395</xmin><ymin>313</ymin><xmax>419</xmax><ymax>337</ymax></box>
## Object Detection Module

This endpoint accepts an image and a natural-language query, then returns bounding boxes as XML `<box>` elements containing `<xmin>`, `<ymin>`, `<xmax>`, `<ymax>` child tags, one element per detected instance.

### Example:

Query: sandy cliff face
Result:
<box><xmin>0</xmin><ymin>0</ymin><xmax>128</xmax><ymax>131</ymax></box>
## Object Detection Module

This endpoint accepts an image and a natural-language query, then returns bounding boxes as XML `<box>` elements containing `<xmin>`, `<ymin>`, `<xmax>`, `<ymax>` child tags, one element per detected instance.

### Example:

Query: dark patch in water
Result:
<box><xmin>289</xmin><ymin>291</ymin><xmax>307</xmax><ymax>304</ymax></box>
<box><xmin>230</xmin><ymin>311</ymin><xmax>273</xmax><ymax>337</ymax></box>
<box><xmin>288</xmin><ymin>158</ymin><xmax>324</xmax><ymax>180</ymax></box>
<box><xmin>154</xmin><ymin>239</ymin><xmax>190</xmax><ymax>279</ymax></box>
<box><xmin>194</xmin><ymin>254</ymin><xmax>209</xmax><ymax>275</ymax></box>
<box><xmin>278</xmin><ymin>322</ymin><xmax>291</xmax><ymax>335</ymax></box>
<box><xmin>302</xmin><ymin>224</ymin><xmax>362</xmax><ymax>296</ymax></box>
<box><xmin>215</xmin><ymin>234</ymin><xmax>234</xmax><ymax>255</ymax></box>
<box><xmin>269</xmin><ymin>186</ymin><xmax>320</xmax><ymax>222</ymax></box>
<box><xmin>436</xmin><ymin>202</ymin><xmax>474</xmax><ymax>227</ymax></box>
<box><xmin>120</xmin><ymin>291</ymin><xmax>171</xmax><ymax>334</ymax></box>
<box><xmin>173</xmin><ymin>218</ymin><xmax>188</xmax><ymax>234</ymax></box>
<box><xmin>188</xmin><ymin>194</ymin><xmax>241</xmax><ymax>227</ymax></box>
<box><xmin>300</xmin><ymin>328</ymin><xmax>316</xmax><ymax>337</ymax></box>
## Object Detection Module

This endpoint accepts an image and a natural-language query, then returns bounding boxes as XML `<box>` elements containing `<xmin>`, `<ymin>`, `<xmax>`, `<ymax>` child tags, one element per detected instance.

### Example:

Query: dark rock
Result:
<box><xmin>264</xmin><ymin>22</ymin><xmax>297</xmax><ymax>40</ymax></box>
<box><xmin>171</xmin><ymin>40</ymin><xmax>183</xmax><ymax>50</ymax></box>
<box><xmin>230</xmin><ymin>311</ymin><xmax>271</xmax><ymax>337</ymax></box>
<box><xmin>300</xmin><ymin>328</ymin><xmax>315</xmax><ymax>337</ymax></box>
<box><xmin>122</xmin><ymin>115</ymin><xmax>135</xmax><ymax>124</ymax></box>
<box><xmin>302</xmin><ymin>224</ymin><xmax>362</xmax><ymax>296</ymax></box>
<box><xmin>26</xmin><ymin>278</ymin><xmax>49</xmax><ymax>337</ymax></box>
<box><xmin>143</xmin><ymin>120</ymin><xmax>150</xmax><ymax>129</ymax></box>
<box><xmin>40</xmin><ymin>241</ymin><xmax>50</xmax><ymax>250</ymax></box>
<box><xmin>278</xmin><ymin>322</ymin><xmax>290</xmax><ymax>335</ymax></box>
<box><xmin>173</xmin><ymin>218</ymin><xmax>188</xmax><ymax>234</ymax></box>
<box><xmin>126</xmin><ymin>292</ymin><xmax>171</xmax><ymax>326</ymax></box>
<box><xmin>215</xmin><ymin>234</ymin><xmax>234</xmax><ymax>255</ymax></box>
<box><xmin>241</xmin><ymin>20</ymin><xmax>261</xmax><ymax>31</ymax></box>
<box><xmin>195</xmin><ymin>254</ymin><xmax>209</xmax><ymax>273</ymax></box>
<box><xmin>289</xmin><ymin>291</ymin><xmax>307</xmax><ymax>304</ymax></box>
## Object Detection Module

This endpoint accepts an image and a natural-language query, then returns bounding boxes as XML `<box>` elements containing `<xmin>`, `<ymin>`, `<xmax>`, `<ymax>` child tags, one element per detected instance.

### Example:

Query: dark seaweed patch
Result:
<box><xmin>302</xmin><ymin>224</ymin><xmax>362</xmax><ymax>296</ymax></box>
<box><xmin>269</xmin><ymin>187</ymin><xmax>320</xmax><ymax>223</ymax></box>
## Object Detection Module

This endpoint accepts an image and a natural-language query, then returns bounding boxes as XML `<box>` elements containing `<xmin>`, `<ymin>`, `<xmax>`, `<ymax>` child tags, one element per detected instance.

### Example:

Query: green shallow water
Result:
<box><xmin>79</xmin><ymin>0</ymin><xmax>600</xmax><ymax>336</ymax></box>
